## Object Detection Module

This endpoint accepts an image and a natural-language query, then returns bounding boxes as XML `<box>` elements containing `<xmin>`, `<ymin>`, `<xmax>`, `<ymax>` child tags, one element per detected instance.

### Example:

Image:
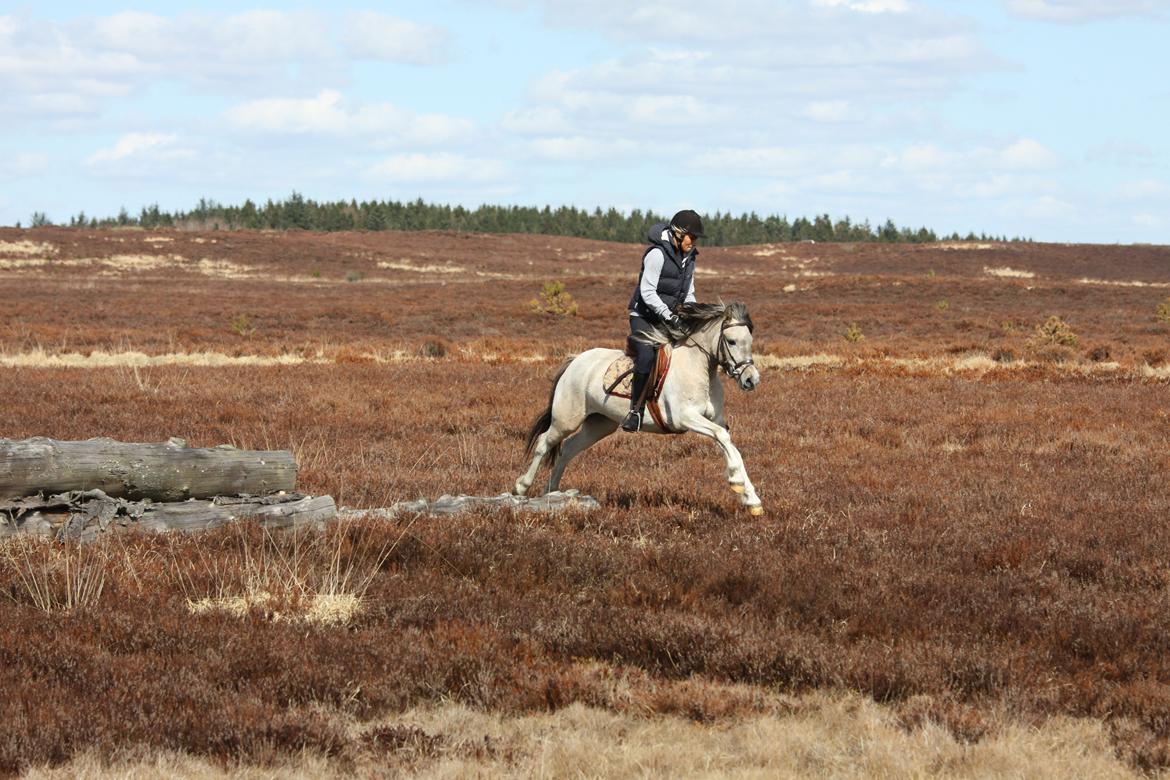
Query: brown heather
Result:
<box><xmin>1</xmin><ymin>227</ymin><xmax>1170</xmax><ymax>775</ymax></box>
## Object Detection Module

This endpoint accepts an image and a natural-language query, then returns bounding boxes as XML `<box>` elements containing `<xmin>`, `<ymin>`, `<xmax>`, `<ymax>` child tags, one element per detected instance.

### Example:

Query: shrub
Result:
<box><xmin>844</xmin><ymin>323</ymin><xmax>865</xmax><ymax>343</ymax></box>
<box><xmin>1086</xmin><ymin>344</ymin><xmax>1112</xmax><ymax>363</ymax></box>
<box><xmin>1027</xmin><ymin>316</ymin><xmax>1078</xmax><ymax>349</ymax></box>
<box><xmin>1157</xmin><ymin>298</ymin><xmax>1170</xmax><ymax>323</ymax></box>
<box><xmin>529</xmin><ymin>281</ymin><xmax>578</xmax><ymax>317</ymax></box>
<box><xmin>991</xmin><ymin>347</ymin><xmax>1016</xmax><ymax>364</ymax></box>
<box><xmin>1143</xmin><ymin>348</ymin><xmax>1166</xmax><ymax>367</ymax></box>
<box><xmin>419</xmin><ymin>337</ymin><xmax>449</xmax><ymax>359</ymax></box>
<box><xmin>935</xmin><ymin>300</ymin><xmax>949</xmax><ymax>312</ymax></box>
<box><xmin>346</xmin><ymin>270</ymin><xmax>364</xmax><ymax>283</ymax></box>
<box><xmin>230</xmin><ymin>314</ymin><xmax>255</xmax><ymax>338</ymax></box>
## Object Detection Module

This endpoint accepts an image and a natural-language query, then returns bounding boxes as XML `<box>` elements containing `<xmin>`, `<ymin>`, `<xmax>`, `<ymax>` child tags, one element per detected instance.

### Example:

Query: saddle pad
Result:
<box><xmin>602</xmin><ymin>345</ymin><xmax>672</xmax><ymax>401</ymax></box>
<box><xmin>603</xmin><ymin>355</ymin><xmax>636</xmax><ymax>398</ymax></box>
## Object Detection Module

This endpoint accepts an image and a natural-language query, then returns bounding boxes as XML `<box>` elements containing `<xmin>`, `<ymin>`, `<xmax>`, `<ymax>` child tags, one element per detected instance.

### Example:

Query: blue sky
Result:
<box><xmin>1</xmin><ymin>0</ymin><xmax>1167</xmax><ymax>243</ymax></box>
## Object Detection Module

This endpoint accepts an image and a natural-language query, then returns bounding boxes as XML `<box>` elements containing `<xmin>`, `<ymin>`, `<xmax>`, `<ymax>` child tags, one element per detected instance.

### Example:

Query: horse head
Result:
<box><xmin>720</xmin><ymin>302</ymin><xmax>759</xmax><ymax>391</ymax></box>
<box><xmin>674</xmin><ymin>302</ymin><xmax>760</xmax><ymax>391</ymax></box>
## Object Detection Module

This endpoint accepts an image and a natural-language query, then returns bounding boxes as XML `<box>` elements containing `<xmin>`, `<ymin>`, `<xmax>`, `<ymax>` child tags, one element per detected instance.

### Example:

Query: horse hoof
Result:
<box><xmin>749</xmin><ymin>505</ymin><xmax>764</xmax><ymax>517</ymax></box>
<box><xmin>730</xmin><ymin>484</ymin><xmax>745</xmax><ymax>494</ymax></box>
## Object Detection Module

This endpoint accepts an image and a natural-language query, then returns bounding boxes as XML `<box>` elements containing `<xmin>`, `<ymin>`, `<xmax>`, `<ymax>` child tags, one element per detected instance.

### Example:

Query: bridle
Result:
<box><xmin>717</xmin><ymin>320</ymin><xmax>755</xmax><ymax>380</ymax></box>
<box><xmin>683</xmin><ymin>317</ymin><xmax>755</xmax><ymax>380</ymax></box>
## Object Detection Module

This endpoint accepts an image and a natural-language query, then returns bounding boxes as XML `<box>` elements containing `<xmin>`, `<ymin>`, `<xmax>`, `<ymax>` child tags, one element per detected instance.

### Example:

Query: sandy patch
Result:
<box><xmin>942</xmin><ymin>242</ymin><xmax>995</xmax><ymax>250</ymax></box>
<box><xmin>0</xmin><ymin>240</ymin><xmax>57</xmax><ymax>257</ymax></box>
<box><xmin>188</xmin><ymin>592</ymin><xmax>360</xmax><ymax>626</ymax></box>
<box><xmin>984</xmin><ymin>266</ymin><xmax>1035</xmax><ymax>279</ymax></box>
<box><xmin>143</xmin><ymin>236</ymin><xmax>173</xmax><ymax>243</ymax></box>
<box><xmin>783</xmin><ymin>283</ymin><xmax>798</xmax><ymax>293</ymax></box>
<box><xmin>752</xmin><ymin>245</ymin><xmax>788</xmax><ymax>257</ymax></box>
<box><xmin>1076</xmin><ymin>277</ymin><xmax>1170</xmax><ymax>288</ymax></box>
<box><xmin>757</xmin><ymin>353</ymin><xmax>846</xmax><ymax>370</ymax></box>
<box><xmin>0</xmin><ymin>350</ymin><xmax>313</xmax><ymax>369</ymax></box>
<box><xmin>195</xmin><ymin>257</ymin><xmax>260</xmax><ymax>279</ymax></box>
<box><xmin>378</xmin><ymin>260</ymin><xmax>466</xmax><ymax>274</ymax></box>
<box><xmin>101</xmin><ymin>254</ymin><xmax>184</xmax><ymax>272</ymax></box>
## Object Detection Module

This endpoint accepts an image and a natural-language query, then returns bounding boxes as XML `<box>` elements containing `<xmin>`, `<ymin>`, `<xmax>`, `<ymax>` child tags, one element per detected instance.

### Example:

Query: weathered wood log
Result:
<box><xmin>338</xmin><ymin>489</ymin><xmax>601</xmax><ymax>521</ymax></box>
<box><xmin>0</xmin><ymin>437</ymin><xmax>297</xmax><ymax>501</ymax></box>
<box><xmin>0</xmin><ymin>489</ymin><xmax>337</xmax><ymax>540</ymax></box>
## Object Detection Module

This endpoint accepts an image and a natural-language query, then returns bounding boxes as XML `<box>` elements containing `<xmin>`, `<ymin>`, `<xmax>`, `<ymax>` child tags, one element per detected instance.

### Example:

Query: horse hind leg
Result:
<box><xmin>514</xmin><ymin>427</ymin><xmax>560</xmax><ymax>497</ymax></box>
<box><xmin>514</xmin><ymin>390</ymin><xmax>589</xmax><ymax>497</ymax></box>
<box><xmin>548</xmin><ymin>413</ymin><xmax>618</xmax><ymax>493</ymax></box>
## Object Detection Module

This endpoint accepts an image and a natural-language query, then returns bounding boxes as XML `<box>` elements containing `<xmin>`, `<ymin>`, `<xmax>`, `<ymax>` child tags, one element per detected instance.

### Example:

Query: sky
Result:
<box><xmin>1</xmin><ymin>0</ymin><xmax>1167</xmax><ymax>243</ymax></box>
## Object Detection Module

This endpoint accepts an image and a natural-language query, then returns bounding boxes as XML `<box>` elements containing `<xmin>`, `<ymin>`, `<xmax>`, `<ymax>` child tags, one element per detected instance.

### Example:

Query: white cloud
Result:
<box><xmin>1000</xmin><ymin>138</ymin><xmax>1061</xmax><ymax>170</ymax></box>
<box><xmin>694</xmin><ymin>147</ymin><xmax>809</xmax><ymax>176</ymax></box>
<box><xmin>0</xmin><ymin>10</ymin><xmax>452</xmax><ymax>124</ymax></box>
<box><xmin>503</xmin><ymin>2</ymin><xmax>996</xmax><ymax>162</ymax></box>
<box><xmin>881</xmin><ymin>144</ymin><xmax>955</xmax><ymax>171</ymax></box>
<box><xmin>225</xmin><ymin>90</ymin><xmax>474</xmax><ymax>143</ymax></box>
<box><xmin>1002</xmin><ymin>0</ymin><xmax>1166</xmax><ymax>23</ymax></box>
<box><xmin>501</xmin><ymin>107</ymin><xmax>572</xmax><ymax>135</ymax></box>
<box><xmin>341</xmin><ymin>12</ymin><xmax>450</xmax><ymax>65</ymax></box>
<box><xmin>367</xmin><ymin>153</ymin><xmax>506</xmax><ymax>182</ymax></box>
<box><xmin>1017</xmin><ymin>194</ymin><xmax>1077</xmax><ymax>219</ymax></box>
<box><xmin>85</xmin><ymin>133</ymin><xmax>194</xmax><ymax>169</ymax></box>
<box><xmin>528</xmin><ymin>136</ymin><xmax>640</xmax><ymax>161</ymax></box>
<box><xmin>802</xmin><ymin>100</ymin><xmax>853</xmax><ymax>122</ymax></box>
<box><xmin>815</xmin><ymin>0</ymin><xmax>910</xmax><ymax>12</ymax></box>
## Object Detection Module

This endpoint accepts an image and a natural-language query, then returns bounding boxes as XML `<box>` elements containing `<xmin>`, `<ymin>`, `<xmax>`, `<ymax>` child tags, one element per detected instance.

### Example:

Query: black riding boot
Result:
<box><xmin>622</xmin><ymin>371</ymin><xmax>650</xmax><ymax>432</ymax></box>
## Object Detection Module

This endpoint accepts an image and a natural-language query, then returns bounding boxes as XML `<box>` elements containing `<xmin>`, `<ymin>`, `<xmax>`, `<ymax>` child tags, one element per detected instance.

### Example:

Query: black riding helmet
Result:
<box><xmin>670</xmin><ymin>209</ymin><xmax>705</xmax><ymax>239</ymax></box>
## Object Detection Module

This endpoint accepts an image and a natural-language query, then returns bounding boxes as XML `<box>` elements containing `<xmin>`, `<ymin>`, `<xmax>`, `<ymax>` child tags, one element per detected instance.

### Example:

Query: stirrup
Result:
<box><xmin>621</xmin><ymin>409</ymin><xmax>642</xmax><ymax>433</ymax></box>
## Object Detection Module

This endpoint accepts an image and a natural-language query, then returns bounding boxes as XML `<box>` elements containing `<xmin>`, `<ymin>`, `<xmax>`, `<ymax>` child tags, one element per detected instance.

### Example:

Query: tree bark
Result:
<box><xmin>0</xmin><ymin>490</ymin><xmax>336</xmax><ymax>540</ymax></box>
<box><xmin>0</xmin><ymin>437</ymin><xmax>297</xmax><ymax>501</ymax></box>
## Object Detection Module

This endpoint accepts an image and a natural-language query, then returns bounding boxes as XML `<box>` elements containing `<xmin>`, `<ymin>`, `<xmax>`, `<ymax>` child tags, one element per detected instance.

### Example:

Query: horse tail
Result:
<box><xmin>525</xmin><ymin>356</ymin><xmax>575</xmax><ymax>467</ymax></box>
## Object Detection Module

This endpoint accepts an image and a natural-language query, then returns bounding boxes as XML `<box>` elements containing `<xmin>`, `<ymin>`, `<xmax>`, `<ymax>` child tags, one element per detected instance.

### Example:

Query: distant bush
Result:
<box><xmin>230</xmin><ymin>314</ymin><xmax>255</xmax><ymax>338</ymax></box>
<box><xmin>346</xmin><ymin>270</ymin><xmax>364</xmax><ymax>283</ymax></box>
<box><xmin>843</xmin><ymin>323</ymin><xmax>865</xmax><ymax>343</ymax></box>
<box><xmin>1157</xmin><ymin>298</ymin><xmax>1170</xmax><ymax>323</ymax></box>
<box><xmin>530</xmin><ymin>281</ymin><xmax>578</xmax><ymax>317</ymax></box>
<box><xmin>419</xmin><ymin>337</ymin><xmax>450</xmax><ymax>359</ymax></box>
<box><xmin>1143</xmin><ymin>348</ymin><xmax>1166</xmax><ymax>367</ymax></box>
<box><xmin>1086</xmin><ymin>344</ymin><xmax>1112</xmax><ymax>363</ymax></box>
<box><xmin>991</xmin><ymin>347</ymin><xmax>1016</xmax><ymax>364</ymax></box>
<box><xmin>1027</xmin><ymin>316</ymin><xmax>1078</xmax><ymax>350</ymax></box>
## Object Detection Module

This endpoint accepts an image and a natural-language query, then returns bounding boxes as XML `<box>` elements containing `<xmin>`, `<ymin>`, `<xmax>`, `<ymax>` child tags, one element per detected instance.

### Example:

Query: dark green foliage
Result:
<box><xmin>86</xmin><ymin>193</ymin><xmax>999</xmax><ymax>246</ymax></box>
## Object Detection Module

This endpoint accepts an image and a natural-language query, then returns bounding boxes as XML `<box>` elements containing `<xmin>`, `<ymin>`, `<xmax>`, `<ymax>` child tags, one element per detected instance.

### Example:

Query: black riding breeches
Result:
<box><xmin>628</xmin><ymin>315</ymin><xmax>658</xmax><ymax>375</ymax></box>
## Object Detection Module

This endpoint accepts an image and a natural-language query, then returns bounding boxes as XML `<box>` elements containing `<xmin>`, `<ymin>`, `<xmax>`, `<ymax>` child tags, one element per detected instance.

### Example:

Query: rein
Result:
<box><xmin>682</xmin><ymin>318</ymin><xmax>754</xmax><ymax>379</ymax></box>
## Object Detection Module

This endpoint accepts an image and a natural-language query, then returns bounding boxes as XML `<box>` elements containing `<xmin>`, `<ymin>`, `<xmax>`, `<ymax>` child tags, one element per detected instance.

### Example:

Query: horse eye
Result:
<box><xmin>727</xmin><ymin>339</ymin><xmax>737</xmax><ymax>346</ymax></box>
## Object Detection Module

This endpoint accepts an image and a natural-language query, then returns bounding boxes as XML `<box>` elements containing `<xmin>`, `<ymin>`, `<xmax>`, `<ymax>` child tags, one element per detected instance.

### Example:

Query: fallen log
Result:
<box><xmin>0</xmin><ymin>489</ymin><xmax>337</xmax><ymax>541</ymax></box>
<box><xmin>339</xmin><ymin>490</ymin><xmax>601</xmax><ymax>520</ymax></box>
<box><xmin>0</xmin><ymin>437</ymin><xmax>297</xmax><ymax>501</ymax></box>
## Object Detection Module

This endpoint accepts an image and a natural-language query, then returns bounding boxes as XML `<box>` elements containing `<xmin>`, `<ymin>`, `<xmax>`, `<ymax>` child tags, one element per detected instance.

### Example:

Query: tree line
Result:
<box><xmin>25</xmin><ymin>193</ymin><xmax>1021</xmax><ymax>245</ymax></box>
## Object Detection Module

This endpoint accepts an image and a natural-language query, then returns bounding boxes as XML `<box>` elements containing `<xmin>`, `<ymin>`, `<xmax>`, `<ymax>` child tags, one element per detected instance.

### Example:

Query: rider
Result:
<box><xmin>622</xmin><ymin>209</ymin><xmax>704</xmax><ymax>433</ymax></box>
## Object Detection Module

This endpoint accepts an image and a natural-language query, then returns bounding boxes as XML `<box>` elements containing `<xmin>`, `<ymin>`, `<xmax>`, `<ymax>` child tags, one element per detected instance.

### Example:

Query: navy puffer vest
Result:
<box><xmin>628</xmin><ymin>221</ymin><xmax>696</xmax><ymax>323</ymax></box>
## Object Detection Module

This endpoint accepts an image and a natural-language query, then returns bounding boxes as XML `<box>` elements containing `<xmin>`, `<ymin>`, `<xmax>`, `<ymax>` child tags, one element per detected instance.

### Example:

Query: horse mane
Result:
<box><xmin>633</xmin><ymin>301</ymin><xmax>753</xmax><ymax>346</ymax></box>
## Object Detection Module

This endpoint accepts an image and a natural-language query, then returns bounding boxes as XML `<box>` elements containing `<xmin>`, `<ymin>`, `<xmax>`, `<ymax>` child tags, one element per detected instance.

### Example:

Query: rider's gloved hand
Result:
<box><xmin>666</xmin><ymin>314</ymin><xmax>685</xmax><ymax>334</ymax></box>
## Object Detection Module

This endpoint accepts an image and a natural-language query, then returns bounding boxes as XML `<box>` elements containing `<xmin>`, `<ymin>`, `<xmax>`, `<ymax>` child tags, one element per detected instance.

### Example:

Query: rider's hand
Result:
<box><xmin>666</xmin><ymin>314</ymin><xmax>685</xmax><ymax>334</ymax></box>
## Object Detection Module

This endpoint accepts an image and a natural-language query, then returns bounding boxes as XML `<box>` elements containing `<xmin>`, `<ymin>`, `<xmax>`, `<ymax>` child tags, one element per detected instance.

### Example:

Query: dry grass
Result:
<box><xmin>3</xmin><ymin>226</ymin><xmax>1170</xmax><ymax>775</ymax></box>
<box><xmin>21</xmin><ymin>695</ymin><xmax>1152</xmax><ymax>779</ymax></box>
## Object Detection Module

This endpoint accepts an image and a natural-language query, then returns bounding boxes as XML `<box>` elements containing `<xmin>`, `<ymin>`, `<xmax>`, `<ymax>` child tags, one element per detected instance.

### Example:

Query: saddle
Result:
<box><xmin>602</xmin><ymin>339</ymin><xmax>675</xmax><ymax>432</ymax></box>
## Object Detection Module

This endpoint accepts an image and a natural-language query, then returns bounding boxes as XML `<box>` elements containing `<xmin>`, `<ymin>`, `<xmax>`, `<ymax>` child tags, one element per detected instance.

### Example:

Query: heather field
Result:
<box><xmin>2</xmin><ymin>227</ymin><xmax>1170</xmax><ymax>777</ymax></box>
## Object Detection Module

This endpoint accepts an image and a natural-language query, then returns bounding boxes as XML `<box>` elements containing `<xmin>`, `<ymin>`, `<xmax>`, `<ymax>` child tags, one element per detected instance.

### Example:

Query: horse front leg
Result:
<box><xmin>680</xmin><ymin>412</ymin><xmax>763</xmax><ymax>515</ymax></box>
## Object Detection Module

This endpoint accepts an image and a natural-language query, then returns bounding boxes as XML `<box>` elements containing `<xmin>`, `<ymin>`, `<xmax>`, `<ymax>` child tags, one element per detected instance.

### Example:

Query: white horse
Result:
<box><xmin>514</xmin><ymin>302</ymin><xmax>764</xmax><ymax>514</ymax></box>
